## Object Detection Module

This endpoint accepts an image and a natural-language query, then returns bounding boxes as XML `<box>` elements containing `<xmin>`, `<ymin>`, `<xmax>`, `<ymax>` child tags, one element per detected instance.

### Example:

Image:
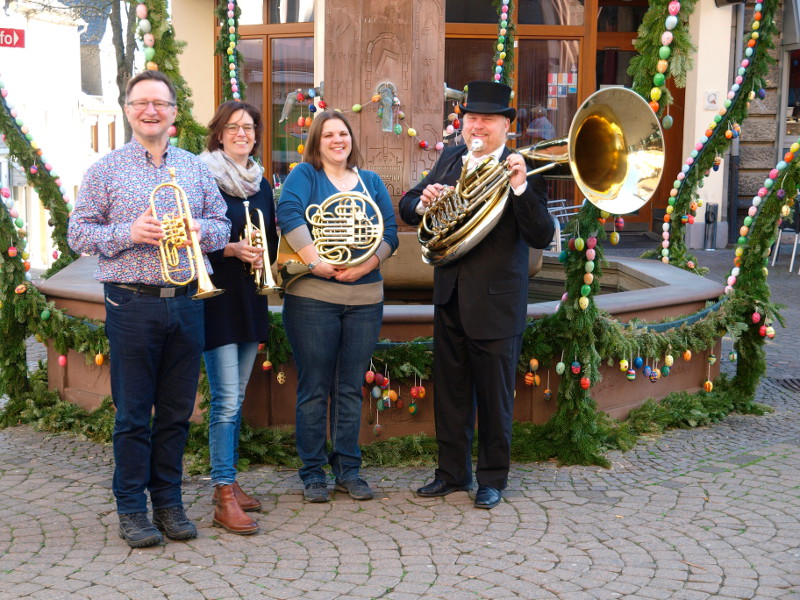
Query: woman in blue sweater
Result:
<box><xmin>199</xmin><ymin>101</ymin><xmax>278</xmax><ymax>534</ymax></box>
<box><xmin>277</xmin><ymin>111</ymin><xmax>398</xmax><ymax>503</ymax></box>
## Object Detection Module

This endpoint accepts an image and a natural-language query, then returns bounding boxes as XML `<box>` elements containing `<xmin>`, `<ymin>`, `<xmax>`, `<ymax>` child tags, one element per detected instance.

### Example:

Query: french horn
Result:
<box><xmin>150</xmin><ymin>168</ymin><xmax>224</xmax><ymax>299</ymax></box>
<box><xmin>418</xmin><ymin>87</ymin><xmax>665</xmax><ymax>266</ymax></box>
<box><xmin>277</xmin><ymin>191</ymin><xmax>384</xmax><ymax>290</ymax></box>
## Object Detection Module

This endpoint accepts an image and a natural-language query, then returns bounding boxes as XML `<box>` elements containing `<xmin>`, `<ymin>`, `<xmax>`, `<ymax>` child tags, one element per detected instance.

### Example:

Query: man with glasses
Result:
<box><xmin>68</xmin><ymin>70</ymin><xmax>231</xmax><ymax>548</ymax></box>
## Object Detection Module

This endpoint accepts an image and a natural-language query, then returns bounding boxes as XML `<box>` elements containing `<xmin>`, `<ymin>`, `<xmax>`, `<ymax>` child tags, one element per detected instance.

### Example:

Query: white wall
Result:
<box><xmin>684</xmin><ymin>0</ymin><xmax>737</xmax><ymax>249</ymax></box>
<box><xmin>1</xmin><ymin>8</ymin><xmax>84</xmax><ymax>268</ymax></box>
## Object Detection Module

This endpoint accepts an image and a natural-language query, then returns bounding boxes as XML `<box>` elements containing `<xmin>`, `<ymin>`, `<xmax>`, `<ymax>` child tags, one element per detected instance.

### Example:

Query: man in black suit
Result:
<box><xmin>399</xmin><ymin>81</ymin><xmax>555</xmax><ymax>509</ymax></box>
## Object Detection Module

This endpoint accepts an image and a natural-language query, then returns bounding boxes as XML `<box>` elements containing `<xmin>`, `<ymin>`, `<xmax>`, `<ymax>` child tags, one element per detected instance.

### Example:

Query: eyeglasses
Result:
<box><xmin>224</xmin><ymin>123</ymin><xmax>255</xmax><ymax>134</ymax></box>
<box><xmin>126</xmin><ymin>99</ymin><xmax>176</xmax><ymax>111</ymax></box>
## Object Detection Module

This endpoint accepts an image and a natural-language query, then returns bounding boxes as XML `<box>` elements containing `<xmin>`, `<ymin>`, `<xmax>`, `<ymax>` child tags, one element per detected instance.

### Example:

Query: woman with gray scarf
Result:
<box><xmin>198</xmin><ymin>101</ymin><xmax>278</xmax><ymax>535</ymax></box>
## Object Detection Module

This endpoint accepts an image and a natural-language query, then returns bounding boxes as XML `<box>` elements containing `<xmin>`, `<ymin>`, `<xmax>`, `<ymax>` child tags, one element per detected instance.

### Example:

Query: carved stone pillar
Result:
<box><xmin>324</xmin><ymin>1</ymin><xmax>444</xmax><ymax>207</ymax></box>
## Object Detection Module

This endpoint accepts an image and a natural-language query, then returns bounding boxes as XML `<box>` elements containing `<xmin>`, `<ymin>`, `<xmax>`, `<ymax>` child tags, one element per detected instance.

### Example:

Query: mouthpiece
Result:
<box><xmin>470</xmin><ymin>139</ymin><xmax>484</xmax><ymax>152</ymax></box>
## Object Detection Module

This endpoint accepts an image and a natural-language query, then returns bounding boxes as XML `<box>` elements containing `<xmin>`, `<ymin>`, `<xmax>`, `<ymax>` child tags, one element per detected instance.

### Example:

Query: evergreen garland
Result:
<box><xmin>492</xmin><ymin>0</ymin><xmax>515</xmax><ymax>88</ymax></box>
<box><xmin>214</xmin><ymin>0</ymin><xmax>246</xmax><ymax>102</ymax></box>
<box><xmin>139</xmin><ymin>0</ymin><xmax>207</xmax><ymax>154</ymax></box>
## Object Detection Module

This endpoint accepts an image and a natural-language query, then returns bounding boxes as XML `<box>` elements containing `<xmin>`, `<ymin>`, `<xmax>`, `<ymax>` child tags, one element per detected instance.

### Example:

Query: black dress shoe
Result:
<box><xmin>474</xmin><ymin>485</ymin><xmax>502</xmax><ymax>509</ymax></box>
<box><xmin>416</xmin><ymin>478</ymin><xmax>473</xmax><ymax>497</ymax></box>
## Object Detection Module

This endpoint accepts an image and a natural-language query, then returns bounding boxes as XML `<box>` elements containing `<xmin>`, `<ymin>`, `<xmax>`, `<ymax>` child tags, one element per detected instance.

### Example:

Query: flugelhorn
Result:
<box><xmin>150</xmin><ymin>168</ymin><xmax>224</xmax><ymax>299</ymax></box>
<box><xmin>418</xmin><ymin>87</ymin><xmax>665</xmax><ymax>266</ymax></box>
<box><xmin>242</xmin><ymin>200</ymin><xmax>281</xmax><ymax>295</ymax></box>
<box><xmin>277</xmin><ymin>190</ymin><xmax>384</xmax><ymax>290</ymax></box>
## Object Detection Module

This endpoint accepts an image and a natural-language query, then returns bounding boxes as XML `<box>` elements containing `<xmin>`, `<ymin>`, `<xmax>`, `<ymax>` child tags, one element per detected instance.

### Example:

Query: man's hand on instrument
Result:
<box><xmin>507</xmin><ymin>154</ymin><xmax>527</xmax><ymax>189</ymax></box>
<box><xmin>420</xmin><ymin>183</ymin><xmax>447</xmax><ymax>209</ymax></box>
<box><xmin>131</xmin><ymin>206</ymin><xmax>164</xmax><ymax>246</ymax></box>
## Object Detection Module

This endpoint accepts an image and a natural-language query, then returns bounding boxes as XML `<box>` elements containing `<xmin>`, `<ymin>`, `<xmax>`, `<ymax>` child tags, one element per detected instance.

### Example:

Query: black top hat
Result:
<box><xmin>457</xmin><ymin>81</ymin><xmax>516</xmax><ymax>121</ymax></box>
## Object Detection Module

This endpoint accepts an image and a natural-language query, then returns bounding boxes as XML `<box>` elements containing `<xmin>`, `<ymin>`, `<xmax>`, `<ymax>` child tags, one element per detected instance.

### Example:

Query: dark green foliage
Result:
<box><xmin>214</xmin><ymin>0</ymin><xmax>246</xmax><ymax>102</ymax></box>
<box><xmin>143</xmin><ymin>0</ymin><xmax>207</xmax><ymax>153</ymax></box>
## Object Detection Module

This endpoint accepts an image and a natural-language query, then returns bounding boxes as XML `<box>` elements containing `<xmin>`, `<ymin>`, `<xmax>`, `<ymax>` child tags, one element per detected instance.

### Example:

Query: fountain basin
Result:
<box><xmin>37</xmin><ymin>241</ymin><xmax>722</xmax><ymax>442</ymax></box>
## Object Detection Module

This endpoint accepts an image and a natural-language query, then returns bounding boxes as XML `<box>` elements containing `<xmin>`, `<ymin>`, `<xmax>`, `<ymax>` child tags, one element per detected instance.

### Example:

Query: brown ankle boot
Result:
<box><xmin>231</xmin><ymin>481</ymin><xmax>262</xmax><ymax>512</ymax></box>
<box><xmin>212</xmin><ymin>481</ymin><xmax>262</xmax><ymax>512</ymax></box>
<box><xmin>212</xmin><ymin>485</ymin><xmax>259</xmax><ymax>535</ymax></box>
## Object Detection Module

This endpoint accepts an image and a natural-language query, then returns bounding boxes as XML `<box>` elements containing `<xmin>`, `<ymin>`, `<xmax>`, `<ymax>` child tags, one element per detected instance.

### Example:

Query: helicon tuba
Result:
<box><xmin>277</xmin><ymin>191</ymin><xmax>384</xmax><ymax>290</ymax></box>
<box><xmin>241</xmin><ymin>200</ymin><xmax>282</xmax><ymax>295</ymax></box>
<box><xmin>418</xmin><ymin>86</ymin><xmax>665</xmax><ymax>266</ymax></box>
<box><xmin>150</xmin><ymin>168</ymin><xmax>224</xmax><ymax>299</ymax></box>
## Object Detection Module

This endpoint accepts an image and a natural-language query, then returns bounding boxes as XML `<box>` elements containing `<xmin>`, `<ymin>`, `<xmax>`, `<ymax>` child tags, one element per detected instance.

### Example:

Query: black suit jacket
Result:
<box><xmin>399</xmin><ymin>145</ymin><xmax>555</xmax><ymax>339</ymax></box>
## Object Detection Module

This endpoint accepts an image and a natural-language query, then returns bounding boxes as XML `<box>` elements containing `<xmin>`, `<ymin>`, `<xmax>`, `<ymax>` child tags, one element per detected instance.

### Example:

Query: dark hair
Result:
<box><xmin>206</xmin><ymin>100</ymin><xmax>264</xmax><ymax>156</ymax></box>
<box><xmin>125</xmin><ymin>70</ymin><xmax>177</xmax><ymax>103</ymax></box>
<box><xmin>303</xmin><ymin>111</ymin><xmax>363</xmax><ymax>170</ymax></box>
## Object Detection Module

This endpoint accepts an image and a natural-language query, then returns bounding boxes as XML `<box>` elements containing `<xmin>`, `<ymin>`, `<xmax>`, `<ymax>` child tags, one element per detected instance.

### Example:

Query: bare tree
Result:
<box><xmin>10</xmin><ymin>0</ymin><xmax>138</xmax><ymax>140</ymax></box>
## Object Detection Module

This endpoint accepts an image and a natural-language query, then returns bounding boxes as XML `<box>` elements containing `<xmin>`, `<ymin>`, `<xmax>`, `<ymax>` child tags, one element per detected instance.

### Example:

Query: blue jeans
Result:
<box><xmin>103</xmin><ymin>284</ymin><xmax>204</xmax><ymax>514</ymax></box>
<box><xmin>282</xmin><ymin>294</ymin><xmax>382</xmax><ymax>485</ymax></box>
<box><xmin>204</xmin><ymin>342</ymin><xmax>260</xmax><ymax>486</ymax></box>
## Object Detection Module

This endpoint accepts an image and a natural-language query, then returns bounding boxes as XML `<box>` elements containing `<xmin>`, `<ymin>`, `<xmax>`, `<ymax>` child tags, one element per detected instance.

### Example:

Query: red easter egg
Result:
<box><xmin>58</xmin><ymin>355</ymin><xmax>67</xmax><ymax>367</ymax></box>
<box><xmin>580</xmin><ymin>376</ymin><xmax>591</xmax><ymax>390</ymax></box>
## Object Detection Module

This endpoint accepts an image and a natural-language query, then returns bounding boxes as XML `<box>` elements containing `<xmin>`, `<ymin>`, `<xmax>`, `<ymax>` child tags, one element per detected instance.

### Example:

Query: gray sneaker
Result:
<box><xmin>303</xmin><ymin>482</ymin><xmax>330</xmax><ymax>503</ymax></box>
<box><xmin>152</xmin><ymin>505</ymin><xmax>197</xmax><ymax>540</ymax></box>
<box><xmin>118</xmin><ymin>512</ymin><xmax>163</xmax><ymax>548</ymax></box>
<box><xmin>334</xmin><ymin>477</ymin><xmax>374</xmax><ymax>501</ymax></box>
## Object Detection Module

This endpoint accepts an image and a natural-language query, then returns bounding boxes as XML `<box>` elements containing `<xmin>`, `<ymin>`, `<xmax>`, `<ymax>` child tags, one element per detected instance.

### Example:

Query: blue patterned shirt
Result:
<box><xmin>68</xmin><ymin>138</ymin><xmax>231</xmax><ymax>286</ymax></box>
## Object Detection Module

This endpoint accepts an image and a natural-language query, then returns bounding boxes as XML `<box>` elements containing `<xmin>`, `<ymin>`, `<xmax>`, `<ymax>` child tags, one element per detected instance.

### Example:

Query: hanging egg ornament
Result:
<box><xmin>578</xmin><ymin>296</ymin><xmax>589</xmax><ymax>310</ymax></box>
<box><xmin>649</xmin><ymin>370</ymin><xmax>660</xmax><ymax>383</ymax></box>
<box><xmin>729</xmin><ymin>350</ymin><xmax>738</xmax><ymax>362</ymax></box>
<box><xmin>751</xmin><ymin>311</ymin><xmax>761</xmax><ymax>324</ymax></box>
<box><xmin>626</xmin><ymin>368</ymin><xmax>636</xmax><ymax>381</ymax></box>
<box><xmin>707</xmin><ymin>354</ymin><xmax>717</xmax><ymax>365</ymax></box>
<box><xmin>373</xmin><ymin>423</ymin><xmax>382</xmax><ymax>437</ymax></box>
<box><xmin>580</xmin><ymin>376</ymin><xmax>591</xmax><ymax>390</ymax></box>
<box><xmin>58</xmin><ymin>355</ymin><xmax>68</xmax><ymax>367</ymax></box>
<box><xmin>374</xmin><ymin>373</ymin><xmax>385</xmax><ymax>387</ymax></box>
<box><xmin>408</xmin><ymin>402</ymin><xmax>417</xmax><ymax>415</ymax></box>
<box><xmin>276</xmin><ymin>371</ymin><xmax>286</xmax><ymax>384</ymax></box>
<box><xmin>619</xmin><ymin>359</ymin><xmax>629</xmax><ymax>372</ymax></box>
<box><xmin>7</xmin><ymin>246</ymin><xmax>16</xmax><ymax>258</ymax></box>
<box><xmin>543</xmin><ymin>389</ymin><xmax>553</xmax><ymax>401</ymax></box>
<box><xmin>417</xmin><ymin>385</ymin><xmax>426</xmax><ymax>398</ymax></box>
<box><xmin>766</xmin><ymin>326</ymin><xmax>775</xmax><ymax>339</ymax></box>
<box><xmin>664</xmin><ymin>354</ymin><xmax>674</xmax><ymax>367</ymax></box>
<box><xmin>396</xmin><ymin>397</ymin><xmax>404</xmax><ymax>410</ymax></box>
<box><xmin>371</xmin><ymin>385</ymin><xmax>382</xmax><ymax>399</ymax></box>
<box><xmin>262</xmin><ymin>360</ymin><xmax>273</xmax><ymax>371</ymax></box>
<box><xmin>555</xmin><ymin>361</ymin><xmax>566</xmax><ymax>375</ymax></box>
<box><xmin>365</xmin><ymin>370</ymin><xmax>375</xmax><ymax>384</ymax></box>
<box><xmin>759</xmin><ymin>324</ymin><xmax>767</xmax><ymax>337</ymax></box>
<box><xmin>570</xmin><ymin>361</ymin><xmax>581</xmax><ymax>375</ymax></box>
<box><xmin>524</xmin><ymin>372</ymin><xmax>534</xmax><ymax>386</ymax></box>
<box><xmin>14</xmin><ymin>284</ymin><xmax>26</xmax><ymax>294</ymax></box>
<box><xmin>643</xmin><ymin>365</ymin><xmax>652</xmax><ymax>377</ymax></box>
<box><xmin>95</xmin><ymin>353</ymin><xmax>104</xmax><ymax>366</ymax></box>
<box><xmin>703</xmin><ymin>380</ymin><xmax>713</xmax><ymax>393</ymax></box>
<box><xmin>683</xmin><ymin>350</ymin><xmax>692</xmax><ymax>361</ymax></box>
<box><xmin>410</xmin><ymin>385</ymin><xmax>419</xmax><ymax>399</ymax></box>
<box><xmin>633</xmin><ymin>357</ymin><xmax>644</xmax><ymax>369</ymax></box>
<box><xmin>529</xmin><ymin>358</ymin><xmax>539</xmax><ymax>372</ymax></box>
<box><xmin>660</xmin><ymin>365</ymin><xmax>670</xmax><ymax>377</ymax></box>
<box><xmin>609</xmin><ymin>231</ymin><xmax>620</xmax><ymax>245</ymax></box>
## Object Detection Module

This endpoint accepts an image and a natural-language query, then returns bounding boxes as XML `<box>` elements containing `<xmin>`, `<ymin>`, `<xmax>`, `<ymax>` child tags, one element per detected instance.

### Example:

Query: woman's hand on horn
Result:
<box><xmin>229</xmin><ymin>239</ymin><xmax>263</xmax><ymax>264</ymax></box>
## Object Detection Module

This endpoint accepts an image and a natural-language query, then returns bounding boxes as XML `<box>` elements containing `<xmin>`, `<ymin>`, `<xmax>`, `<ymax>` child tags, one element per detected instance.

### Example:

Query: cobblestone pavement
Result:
<box><xmin>1</xmin><ymin>246</ymin><xmax>798</xmax><ymax>600</ymax></box>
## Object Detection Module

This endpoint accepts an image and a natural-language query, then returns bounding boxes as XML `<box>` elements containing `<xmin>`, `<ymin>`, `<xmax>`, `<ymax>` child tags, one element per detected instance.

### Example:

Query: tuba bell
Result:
<box><xmin>241</xmin><ymin>200</ymin><xmax>282</xmax><ymax>295</ymax></box>
<box><xmin>150</xmin><ymin>168</ymin><xmax>224</xmax><ymax>299</ymax></box>
<box><xmin>418</xmin><ymin>87</ymin><xmax>665</xmax><ymax>266</ymax></box>
<box><xmin>277</xmin><ymin>190</ymin><xmax>384</xmax><ymax>291</ymax></box>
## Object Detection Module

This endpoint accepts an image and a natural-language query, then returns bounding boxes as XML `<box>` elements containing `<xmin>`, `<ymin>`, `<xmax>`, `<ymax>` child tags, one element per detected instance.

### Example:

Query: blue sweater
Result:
<box><xmin>276</xmin><ymin>162</ymin><xmax>398</xmax><ymax>290</ymax></box>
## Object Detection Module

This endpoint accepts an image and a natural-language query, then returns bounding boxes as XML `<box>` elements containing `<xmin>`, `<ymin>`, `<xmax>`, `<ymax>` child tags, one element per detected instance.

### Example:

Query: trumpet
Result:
<box><xmin>242</xmin><ymin>200</ymin><xmax>281</xmax><ymax>295</ymax></box>
<box><xmin>150</xmin><ymin>168</ymin><xmax>224</xmax><ymax>299</ymax></box>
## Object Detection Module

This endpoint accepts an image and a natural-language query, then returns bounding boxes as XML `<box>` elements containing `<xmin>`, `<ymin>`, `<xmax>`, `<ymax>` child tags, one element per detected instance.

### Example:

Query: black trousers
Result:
<box><xmin>432</xmin><ymin>289</ymin><xmax>522</xmax><ymax>490</ymax></box>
